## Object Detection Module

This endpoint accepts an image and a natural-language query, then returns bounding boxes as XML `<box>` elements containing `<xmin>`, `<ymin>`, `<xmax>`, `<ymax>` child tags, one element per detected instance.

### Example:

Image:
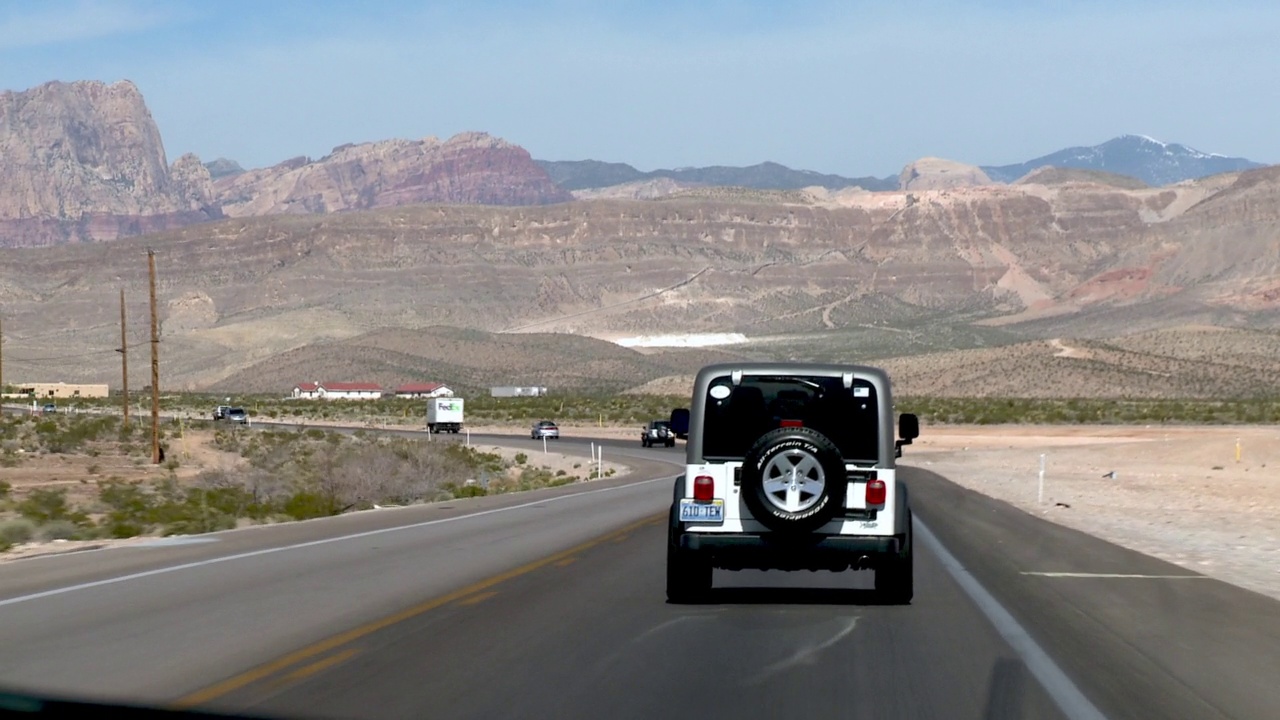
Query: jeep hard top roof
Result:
<box><xmin>686</xmin><ymin>362</ymin><xmax>899</xmax><ymax>467</ymax></box>
<box><xmin>691</xmin><ymin>362</ymin><xmax>893</xmax><ymax>396</ymax></box>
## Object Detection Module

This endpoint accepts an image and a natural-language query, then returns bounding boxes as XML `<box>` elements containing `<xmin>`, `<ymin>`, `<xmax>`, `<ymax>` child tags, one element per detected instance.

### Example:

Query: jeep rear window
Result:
<box><xmin>701</xmin><ymin>375</ymin><xmax>879</xmax><ymax>463</ymax></box>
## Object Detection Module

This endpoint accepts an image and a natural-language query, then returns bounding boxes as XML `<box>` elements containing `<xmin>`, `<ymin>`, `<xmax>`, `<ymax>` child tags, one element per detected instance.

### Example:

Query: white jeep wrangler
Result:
<box><xmin>666</xmin><ymin>362</ymin><xmax>920</xmax><ymax>604</ymax></box>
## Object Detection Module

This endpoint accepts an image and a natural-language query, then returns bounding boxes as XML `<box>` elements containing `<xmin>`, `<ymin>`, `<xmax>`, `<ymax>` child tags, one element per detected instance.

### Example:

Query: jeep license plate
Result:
<box><xmin>679</xmin><ymin>499</ymin><xmax>724</xmax><ymax>523</ymax></box>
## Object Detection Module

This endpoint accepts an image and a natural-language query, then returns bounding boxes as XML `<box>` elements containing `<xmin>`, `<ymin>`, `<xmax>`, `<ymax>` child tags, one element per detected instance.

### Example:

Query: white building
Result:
<box><xmin>490</xmin><ymin>386</ymin><xmax>548</xmax><ymax>398</ymax></box>
<box><xmin>393</xmin><ymin>383</ymin><xmax>454</xmax><ymax>399</ymax></box>
<box><xmin>291</xmin><ymin>382</ymin><xmax>385</xmax><ymax>400</ymax></box>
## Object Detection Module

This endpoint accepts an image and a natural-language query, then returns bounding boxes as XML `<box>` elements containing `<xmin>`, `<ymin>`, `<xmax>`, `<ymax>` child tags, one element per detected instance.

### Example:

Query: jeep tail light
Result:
<box><xmin>866</xmin><ymin>478</ymin><xmax>887</xmax><ymax>506</ymax></box>
<box><xmin>780</xmin><ymin>419</ymin><xmax>803</xmax><ymax>428</ymax></box>
<box><xmin>693</xmin><ymin>475</ymin><xmax>715</xmax><ymax>501</ymax></box>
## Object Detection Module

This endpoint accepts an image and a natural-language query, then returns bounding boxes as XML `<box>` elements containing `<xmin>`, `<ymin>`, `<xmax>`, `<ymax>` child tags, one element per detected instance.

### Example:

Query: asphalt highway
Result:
<box><xmin>1</xmin><ymin>432</ymin><xmax>1279</xmax><ymax>720</ymax></box>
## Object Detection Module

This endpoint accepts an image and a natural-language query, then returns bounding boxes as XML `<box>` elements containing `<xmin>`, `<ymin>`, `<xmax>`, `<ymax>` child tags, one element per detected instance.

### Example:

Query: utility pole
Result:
<box><xmin>117</xmin><ymin>288</ymin><xmax>129</xmax><ymax>429</ymax></box>
<box><xmin>0</xmin><ymin>308</ymin><xmax>5</xmax><ymax>395</ymax></box>
<box><xmin>148</xmin><ymin>250</ymin><xmax>160</xmax><ymax>464</ymax></box>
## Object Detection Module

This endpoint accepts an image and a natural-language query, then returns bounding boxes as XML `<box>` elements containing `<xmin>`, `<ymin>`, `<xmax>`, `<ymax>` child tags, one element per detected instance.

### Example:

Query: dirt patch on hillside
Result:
<box><xmin>906</xmin><ymin>425</ymin><xmax>1280</xmax><ymax>601</ymax></box>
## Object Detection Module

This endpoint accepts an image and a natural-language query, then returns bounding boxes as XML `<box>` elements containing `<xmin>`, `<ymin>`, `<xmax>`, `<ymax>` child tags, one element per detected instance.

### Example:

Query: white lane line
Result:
<box><xmin>915</xmin><ymin>518</ymin><xmax>1109</xmax><ymax>720</ymax></box>
<box><xmin>1022</xmin><ymin>572</ymin><xmax>1209</xmax><ymax>579</ymax></box>
<box><xmin>0</xmin><ymin>476</ymin><xmax>671</xmax><ymax>609</ymax></box>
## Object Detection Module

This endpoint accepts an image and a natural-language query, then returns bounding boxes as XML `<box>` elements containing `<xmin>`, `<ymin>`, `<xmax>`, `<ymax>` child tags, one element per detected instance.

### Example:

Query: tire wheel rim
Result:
<box><xmin>761</xmin><ymin>448</ymin><xmax>826</xmax><ymax>513</ymax></box>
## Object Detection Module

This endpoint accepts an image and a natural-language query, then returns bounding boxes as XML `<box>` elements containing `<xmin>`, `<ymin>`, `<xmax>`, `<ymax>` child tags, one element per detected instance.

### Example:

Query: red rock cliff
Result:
<box><xmin>0</xmin><ymin>80</ymin><xmax>220</xmax><ymax>247</ymax></box>
<box><xmin>213</xmin><ymin>132</ymin><xmax>572</xmax><ymax>217</ymax></box>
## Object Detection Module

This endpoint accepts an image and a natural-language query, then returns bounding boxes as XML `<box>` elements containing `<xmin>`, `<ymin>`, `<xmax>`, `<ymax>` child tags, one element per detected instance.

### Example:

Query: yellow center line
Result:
<box><xmin>172</xmin><ymin>513</ymin><xmax>663</xmax><ymax>709</ymax></box>
<box><xmin>456</xmin><ymin>590</ymin><xmax>498</xmax><ymax>606</ymax></box>
<box><xmin>554</xmin><ymin>557</ymin><xmax>578</xmax><ymax>567</ymax></box>
<box><xmin>276</xmin><ymin>648</ymin><xmax>363</xmax><ymax>685</ymax></box>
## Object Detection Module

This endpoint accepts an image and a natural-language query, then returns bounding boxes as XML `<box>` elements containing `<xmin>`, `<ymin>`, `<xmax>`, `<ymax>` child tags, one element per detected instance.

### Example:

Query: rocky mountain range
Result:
<box><xmin>4</xmin><ymin>78</ymin><xmax>1268</xmax><ymax>251</ymax></box>
<box><xmin>211</xmin><ymin>132</ymin><xmax>570</xmax><ymax>217</ymax></box>
<box><xmin>535</xmin><ymin>159</ymin><xmax>898</xmax><ymax>193</ymax></box>
<box><xmin>549</xmin><ymin>135</ymin><xmax>1266</xmax><ymax>196</ymax></box>
<box><xmin>2</xmin><ymin>158</ymin><xmax>1279</xmax><ymax>391</ymax></box>
<box><xmin>3</xmin><ymin>76</ymin><xmax>1280</xmax><ymax>394</ymax></box>
<box><xmin>0</xmin><ymin>80</ymin><xmax>568</xmax><ymax>247</ymax></box>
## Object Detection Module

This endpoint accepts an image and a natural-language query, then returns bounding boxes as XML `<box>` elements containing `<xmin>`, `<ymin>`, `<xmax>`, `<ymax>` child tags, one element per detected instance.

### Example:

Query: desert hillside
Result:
<box><xmin>626</xmin><ymin>327</ymin><xmax>1280</xmax><ymax>400</ymax></box>
<box><xmin>2</xmin><ymin>164</ymin><xmax>1280</xmax><ymax>392</ymax></box>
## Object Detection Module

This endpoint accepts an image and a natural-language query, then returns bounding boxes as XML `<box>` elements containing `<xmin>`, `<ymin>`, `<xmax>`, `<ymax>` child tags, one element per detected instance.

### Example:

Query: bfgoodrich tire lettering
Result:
<box><xmin>740</xmin><ymin>427</ymin><xmax>847</xmax><ymax>534</ymax></box>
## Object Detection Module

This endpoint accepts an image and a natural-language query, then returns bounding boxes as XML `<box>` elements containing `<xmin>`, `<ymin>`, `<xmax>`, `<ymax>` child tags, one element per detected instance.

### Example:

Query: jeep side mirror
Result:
<box><xmin>899</xmin><ymin>412</ymin><xmax>919</xmax><ymax>442</ymax></box>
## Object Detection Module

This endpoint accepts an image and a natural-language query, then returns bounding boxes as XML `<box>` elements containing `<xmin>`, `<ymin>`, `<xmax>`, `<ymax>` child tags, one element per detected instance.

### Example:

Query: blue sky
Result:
<box><xmin>1</xmin><ymin>0</ymin><xmax>1277</xmax><ymax>176</ymax></box>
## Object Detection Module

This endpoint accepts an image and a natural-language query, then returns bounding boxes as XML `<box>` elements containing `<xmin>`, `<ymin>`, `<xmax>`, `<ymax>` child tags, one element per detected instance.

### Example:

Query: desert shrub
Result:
<box><xmin>17</xmin><ymin>488</ymin><xmax>89</xmax><ymax>525</ymax></box>
<box><xmin>515</xmin><ymin>466</ymin><xmax>557</xmax><ymax>491</ymax></box>
<box><xmin>0</xmin><ymin>518</ymin><xmax>37</xmax><ymax>549</ymax></box>
<box><xmin>97</xmin><ymin>480</ymin><xmax>155</xmax><ymax>537</ymax></box>
<box><xmin>282</xmin><ymin>490</ymin><xmax>341</xmax><ymax>520</ymax></box>
<box><xmin>39</xmin><ymin>520</ymin><xmax>88</xmax><ymax>541</ymax></box>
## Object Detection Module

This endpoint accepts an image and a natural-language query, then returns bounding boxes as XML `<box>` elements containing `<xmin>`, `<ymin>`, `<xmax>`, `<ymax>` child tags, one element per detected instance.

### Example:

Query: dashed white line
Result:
<box><xmin>916</xmin><ymin>518</ymin><xmax>1109</xmax><ymax>720</ymax></box>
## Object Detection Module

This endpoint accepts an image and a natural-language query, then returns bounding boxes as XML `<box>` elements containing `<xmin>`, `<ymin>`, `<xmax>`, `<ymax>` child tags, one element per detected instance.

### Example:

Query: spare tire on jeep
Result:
<box><xmin>740</xmin><ymin>427</ymin><xmax>847</xmax><ymax>534</ymax></box>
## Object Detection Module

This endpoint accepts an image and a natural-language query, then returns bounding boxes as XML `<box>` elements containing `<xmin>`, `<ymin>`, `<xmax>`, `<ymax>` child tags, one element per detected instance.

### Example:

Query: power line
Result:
<box><xmin>4</xmin><ymin>340</ymin><xmax>150</xmax><ymax>364</ymax></box>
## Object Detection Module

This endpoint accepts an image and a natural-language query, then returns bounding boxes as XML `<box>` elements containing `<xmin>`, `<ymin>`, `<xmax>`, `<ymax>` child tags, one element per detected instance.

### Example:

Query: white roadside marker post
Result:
<box><xmin>598</xmin><ymin>447</ymin><xmax>603</xmax><ymax>480</ymax></box>
<box><xmin>543</xmin><ymin>434</ymin><xmax>548</xmax><ymax>455</ymax></box>
<box><xmin>1038</xmin><ymin>453</ymin><xmax>1046</xmax><ymax>505</ymax></box>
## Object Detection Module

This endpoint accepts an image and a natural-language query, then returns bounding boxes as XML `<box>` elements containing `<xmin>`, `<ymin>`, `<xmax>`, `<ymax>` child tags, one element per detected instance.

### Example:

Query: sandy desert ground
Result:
<box><xmin>906</xmin><ymin>425</ymin><xmax>1280</xmax><ymax>601</ymax></box>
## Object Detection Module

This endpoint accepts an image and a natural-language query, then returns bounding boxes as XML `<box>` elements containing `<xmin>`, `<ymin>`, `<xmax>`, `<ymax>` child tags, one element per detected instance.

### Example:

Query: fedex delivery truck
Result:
<box><xmin>427</xmin><ymin>397</ymin><xmax>464</xmax><ymax>434</ymax></box>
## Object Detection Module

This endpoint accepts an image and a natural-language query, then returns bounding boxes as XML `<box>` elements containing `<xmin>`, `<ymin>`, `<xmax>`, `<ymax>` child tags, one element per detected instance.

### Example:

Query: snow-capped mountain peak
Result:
<box><xmin>982</xmin><ymin>135</ymin><xmax>1261</xmax><ymax>186</ymax></box>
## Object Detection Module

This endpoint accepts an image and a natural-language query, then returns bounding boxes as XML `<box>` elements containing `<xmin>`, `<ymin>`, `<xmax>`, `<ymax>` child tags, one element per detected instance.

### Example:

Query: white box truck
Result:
<box><xmin>427</xmin><ymin>397</ymin><xmax>464</xmax><ymax>434</ymax></box>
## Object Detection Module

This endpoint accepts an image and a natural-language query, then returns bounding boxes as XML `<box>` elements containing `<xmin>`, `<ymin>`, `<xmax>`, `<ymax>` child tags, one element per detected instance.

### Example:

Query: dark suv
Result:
<box><xmin>666</xmin><ymin>362</ymin><xmax>919</xmax><ymax>604</ymax></box>
<box><xmin>642</xmin><ymin>420</ymin><xmax>675</xmax><ymax>448</ymax></box>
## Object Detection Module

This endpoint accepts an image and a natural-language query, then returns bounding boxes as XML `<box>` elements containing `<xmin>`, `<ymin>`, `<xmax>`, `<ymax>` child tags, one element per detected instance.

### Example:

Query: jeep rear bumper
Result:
<box><xmin>677</xmin><ymin>532</ymin><xmax>902</xmax><ymax>572</ymax></box>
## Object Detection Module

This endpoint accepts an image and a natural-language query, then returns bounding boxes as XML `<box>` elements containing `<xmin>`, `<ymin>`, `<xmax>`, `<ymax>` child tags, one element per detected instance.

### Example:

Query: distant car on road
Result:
<box><xmin>531</xmin><ymin>420</ymin><xmax>559</xmax><ymax>440</ymax></box>
<box><xmin>226</xmin><ymin>407</ymin><xmax>248</xmax><ymax>424</ymax></box>
<box><xmin>642</xmin><ymin>420</ymin><xmax>675</xmax><ymax>448</ymax></box>
<box><xmin>41</xmin><ymin>403</ymin><xmax>57</xmax><ymax>414</ymax></box>
<box><xmin>213</xmin><ymin>405</ymin><xmax>231</xmax><ymax>421</ymax></box>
